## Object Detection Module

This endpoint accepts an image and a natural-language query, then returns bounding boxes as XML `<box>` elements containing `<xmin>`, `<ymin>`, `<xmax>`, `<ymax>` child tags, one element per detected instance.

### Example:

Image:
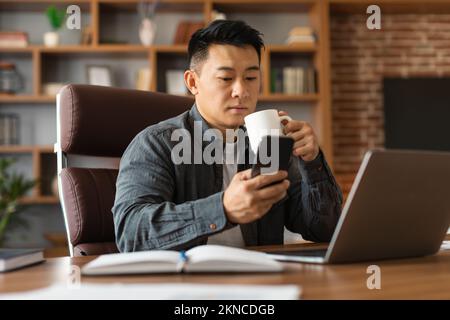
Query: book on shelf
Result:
<box><xmin>273</xmin><ymin>67</ymin><xmax>316</xmax><ymax>95</ymax></box>
<box><xmin>283</xmin><ymin>67</ymin><xmax>296</xmax><ymax>95</ymax></box>
<box><xmin>271</xmin><ymin>68</ymin><xmax>284</xmax><ymax>93</ymax></box>
<box><xmin>286</xmin><ymin>35</ymin><xmax>315</xmax><ymax>45</ymax></box>
<box><xmin>186</xmin><ymin>22</ymin><xmax>204</xmax><ymax>41</ymax></box>
<box><xmin>173</xmin><ymin>21</ymin><xmax>190</xmax><ymax>44</ymax></box>
<box><xmin>286</xmin><ymin>26</ymin><xmax>316</xmax><ymax>45</ymax></box>
<box><xmin>211</xmin><ymin>10</ymin><xmax>227</xmax><ymax>21</ymax></box>
<box><xmin>81</xmin><ymin>244</ymin><xmax>283</xmax><ymax>275</ymax></box>
<box><xmin>305</xmin><ymin>68</ymin><xmax>317</xmax><ymax>94</ymax></box>
<box><xmin>0</xmin><ymin>114</ymin><xmax>20</xmax><ymax>145</ymax></box>
<box><xmin>81</xmin><ymin>25</ymin><xmax>93</xmax><ymax>45</ymax></box>
<box><xmin>0</xmin><ymin>248</ymin><xmax>44</xmax><ymax>272</ymax></box>
<box><xmin>173</xmin><ymin>21</ymin><xmax>204</xmax><ymax>44</ymax></box>
<box><xmin>42</xmin><ymin>82</ymin><xmax>65</xmax><ymax>96</ymax></box>
<box><xmin>0</xmin><ymin>31</ymin><xmax>28</xmax><ymax>48</ymax></box>
<box><xmin>136</xmin><ymin>68</ymin><xmax>152</xmax><ymax>91</ymax></box>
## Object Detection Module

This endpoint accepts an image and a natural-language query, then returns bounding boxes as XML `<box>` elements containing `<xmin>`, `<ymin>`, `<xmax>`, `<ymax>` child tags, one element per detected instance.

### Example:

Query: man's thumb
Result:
<box><xmin>237</xmin><ymin>168</ymin><xmax>253</xmax><ymax>181</ymax></box>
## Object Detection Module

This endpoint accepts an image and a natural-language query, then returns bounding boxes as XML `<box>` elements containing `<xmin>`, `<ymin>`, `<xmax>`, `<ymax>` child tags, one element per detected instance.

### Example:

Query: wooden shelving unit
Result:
<box><xmin>259</xmin><ymin>93</ymin><xmax>319</xmax><ymax>102</ymax></box>
<box><xmin>0</xmin><ymin>145</ymin><xmax>58</xmax><ymax>204</ymax></box>
<box><xmin>0</xmin><ymin>0</ymin><xmax>335</xmax><ymax>204</ymax></box>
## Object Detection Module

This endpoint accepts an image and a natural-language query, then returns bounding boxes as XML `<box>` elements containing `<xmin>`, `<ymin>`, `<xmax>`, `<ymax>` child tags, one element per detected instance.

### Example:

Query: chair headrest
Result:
<box><xmin>58</xmin><ymin>84</ymin><xmax>193</xmax><ymax>157</ymax></box>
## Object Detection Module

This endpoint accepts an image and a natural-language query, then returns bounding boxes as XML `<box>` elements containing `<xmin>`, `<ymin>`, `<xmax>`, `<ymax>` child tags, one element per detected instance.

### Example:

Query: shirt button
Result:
<box><xmin>318</xmin><ymin>166</ymin><xmax>323</xmax><ymax>171</ymax></box>
<box><xmin>209</xmin><ymin>223</ymin><xmax>217</xmax><ymax>230</ymax></box>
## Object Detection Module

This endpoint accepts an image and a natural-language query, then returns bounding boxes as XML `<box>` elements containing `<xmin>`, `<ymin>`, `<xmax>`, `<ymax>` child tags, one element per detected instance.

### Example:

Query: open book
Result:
<box><xmin>81</xmin><ymin>245</ymin><xmax>283</xmax><ymax>275</ymax></box>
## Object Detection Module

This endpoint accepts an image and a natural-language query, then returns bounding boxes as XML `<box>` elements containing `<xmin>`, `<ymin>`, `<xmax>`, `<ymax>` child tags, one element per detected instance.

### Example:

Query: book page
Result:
<box><xmin>184</xmin><ymin>245</ymin><xmax>282</xmax><ymax>272</ymax></box>
<box><xmin>82</xmin><ymin>250</ymin><xmax>180</xmax><ymax>275</ymax></box>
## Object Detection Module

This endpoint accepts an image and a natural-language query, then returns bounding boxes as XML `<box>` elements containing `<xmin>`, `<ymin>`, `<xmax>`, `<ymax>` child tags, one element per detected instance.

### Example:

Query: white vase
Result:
<box><xmin>44</xmin><ymin>31</ymin><xmax>59</xmax><ymax>47</ymax></box>
<box><xmin>139</xmin><ymin>18</ymin><xmax>156</xmax><ymax>46</ymax></box>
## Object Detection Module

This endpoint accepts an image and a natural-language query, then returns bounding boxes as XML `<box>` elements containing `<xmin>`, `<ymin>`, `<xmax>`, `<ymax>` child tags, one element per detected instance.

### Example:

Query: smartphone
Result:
<box><xmin>251</xmin><ymin>135</ymin><xmax>294</xmax><ymax>178</ymax></box>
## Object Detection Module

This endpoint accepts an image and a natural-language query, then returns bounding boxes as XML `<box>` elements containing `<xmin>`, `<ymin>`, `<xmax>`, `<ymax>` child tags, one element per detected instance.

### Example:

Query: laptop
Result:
<box><xmin>267</xmin><ymin>149</ymin><xmax>450</xmax><ymax>264</ymax></box>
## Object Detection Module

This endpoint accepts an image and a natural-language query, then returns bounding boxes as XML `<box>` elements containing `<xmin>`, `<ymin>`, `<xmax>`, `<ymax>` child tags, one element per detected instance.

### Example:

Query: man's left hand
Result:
<box><xmin>279</xmin><ymin>110</ymin><xmax>320</xmax><ymax>162</ymax></box>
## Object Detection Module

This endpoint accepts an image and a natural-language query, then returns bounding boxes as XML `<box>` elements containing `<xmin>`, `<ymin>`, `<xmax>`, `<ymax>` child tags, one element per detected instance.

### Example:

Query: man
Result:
<box><xmin>112</xmin><ymin>20</ymin><xmax>343</xmax><ymax>252</ymax></box>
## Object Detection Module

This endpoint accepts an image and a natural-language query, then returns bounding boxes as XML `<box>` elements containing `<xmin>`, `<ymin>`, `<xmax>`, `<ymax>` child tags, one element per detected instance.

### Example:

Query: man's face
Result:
<box><xmin>189</xmin><ymin>44</ymin><xmax>261</xmax><ymax>132</ymax></box>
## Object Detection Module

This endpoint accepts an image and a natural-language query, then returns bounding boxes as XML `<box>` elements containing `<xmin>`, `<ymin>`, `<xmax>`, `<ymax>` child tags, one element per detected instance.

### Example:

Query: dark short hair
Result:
<box><xmin>188</xmin><ymin>20</ymin><xmax>265</xmax><ymax>71</ymax></box>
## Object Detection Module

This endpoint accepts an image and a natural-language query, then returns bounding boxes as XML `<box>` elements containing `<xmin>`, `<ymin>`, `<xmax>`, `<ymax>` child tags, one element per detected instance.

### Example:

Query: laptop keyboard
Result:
<box><xmin>267</xmin><ymin>249</ymin><xmax>328</xmax><ymax>257</ymax></box>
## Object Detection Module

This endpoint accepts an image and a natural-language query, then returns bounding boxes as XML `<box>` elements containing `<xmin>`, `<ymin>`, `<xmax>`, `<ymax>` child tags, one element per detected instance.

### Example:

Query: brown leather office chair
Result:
<box><xmin>55</xmin><ymin>84</ymin><xmax>193</xmax><ymax>257</ymax></box>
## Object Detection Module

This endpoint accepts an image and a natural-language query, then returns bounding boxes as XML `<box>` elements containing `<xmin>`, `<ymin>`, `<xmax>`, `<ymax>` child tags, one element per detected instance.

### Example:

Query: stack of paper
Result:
<box><xmin>0</xmin><ymin>283</ymin><xmax>301</xmax><ymax>300</ymax></box>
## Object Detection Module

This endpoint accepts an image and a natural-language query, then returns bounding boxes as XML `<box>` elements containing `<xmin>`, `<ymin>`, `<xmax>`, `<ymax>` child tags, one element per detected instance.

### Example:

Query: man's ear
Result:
<box><xmin>184</xmin><ymin>70</ymin><xmax>199</xmax><ymax>95</ymax></box>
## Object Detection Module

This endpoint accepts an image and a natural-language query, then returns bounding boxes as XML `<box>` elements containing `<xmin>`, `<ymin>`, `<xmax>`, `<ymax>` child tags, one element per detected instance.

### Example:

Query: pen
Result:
<box><xmin>179</xmin><ymin>250</ymin><xmax>188</xmax><ymax>262</ymax></box>
<box><xmin>177</xmin><ymin>251</ymin><xmax>188</xmax><ymax>273</ymax></box>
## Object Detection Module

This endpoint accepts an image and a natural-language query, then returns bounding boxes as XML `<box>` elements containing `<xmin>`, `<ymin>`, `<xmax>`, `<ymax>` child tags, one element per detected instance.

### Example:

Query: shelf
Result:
<box><xmin>0</xmin><ymin>94</ymin><xmax>319</xmax><ymax>104</ymax></box>
<box><xmin>0</xmin><ymin>145</ymin><xmax>54</xmax><ymax>153</ymax></box>
<box><xmin>0</xmin><ymin>93</ymin><xmax>318</xmax><ymax>104</ymax></box>
<box><xmin>330</xmin><ymin>0</ymin><xmax>450</xmax><ymax>15</ymax></box>
<box><xmin>0</xmin><ymin>94</ymin><xmax>55</xmax><ymax>103</ymax></box>
<box><xmin>0</xmin><ymin>45</ymin><xmax>149</xmax><ymax>53</ymax></box>
<box><xmin>267</xmin><ymin>43</ymin><xmax>317</xmax><ymax>53</ymax></box>
<box><xmin>0</xmin><ymin>44</ymin><xmax>318</xmax><ymax>54</ymax></box>
<box><xmin>98</xmin><ymin>0</ymin><xmax>205</xmax><ymax>13</ymax></box>
<box><xmin>154</xmin><ymin>44</ymin><xmax>188</xmax><ymax>53</ymax></box>
<box><xmin>39</xmin><ymin>45</ymin><xmax>150</xmax><ymax>53</ymax></box>
<box><xmin>213</xmin><ymin>0</ymin><xmax>316</xmax><ymax>14</ymax></box>
<box><xmin>19</xmin><ymin>196</ymin><xmax>59</xmax><ymax>205</ymax></box>
<box><xmin>0</xmin><ymin>0</ymin><xmax>91</xmax><ymax>12</ymax></box>
<box><xmin>259</xmin><ymin>93</ymin><xmax>319</xmax><ymax>102</ymax></box>
<box><xmin>0</xmin><ymin>46</ymin><xmax>34</xmax><ymax>53</ymax></box>
<box><xmin>0</xmin><ymin>45</ymin><xmax>187</xmax><ymax>54</ymax></box>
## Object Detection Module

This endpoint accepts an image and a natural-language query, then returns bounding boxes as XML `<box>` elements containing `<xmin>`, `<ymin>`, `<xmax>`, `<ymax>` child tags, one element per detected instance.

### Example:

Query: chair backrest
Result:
<box><xmin>55</xmin><ymin>84</ymin><xmax>193</xmax><ymax>256</ymax></box>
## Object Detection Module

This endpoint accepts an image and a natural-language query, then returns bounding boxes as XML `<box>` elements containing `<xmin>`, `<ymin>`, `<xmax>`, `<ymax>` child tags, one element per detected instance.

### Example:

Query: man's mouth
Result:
<box><xmin>228</xmin><ymin>105</ymin><xmax>248</xmax><ymax>111</ymax></box>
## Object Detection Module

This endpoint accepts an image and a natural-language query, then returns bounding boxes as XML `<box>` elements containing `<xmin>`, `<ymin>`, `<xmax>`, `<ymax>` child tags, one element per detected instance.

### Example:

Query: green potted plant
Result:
<box><xmin>44</xmin><ymin>5</ymin><xmax>66</xmax><ymax>47</ymax></box>
<box><xmin>0</xmin><ymin>158</ymin><xmax>36</xmax><ymax>247</ymax></box>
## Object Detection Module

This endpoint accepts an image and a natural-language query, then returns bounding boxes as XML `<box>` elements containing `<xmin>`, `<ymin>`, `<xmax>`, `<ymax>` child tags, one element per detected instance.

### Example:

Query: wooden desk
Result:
<box><xmin>1</xmin><ymin>236</ymin><xmax>450</xmax><ymax>299</ymax></box>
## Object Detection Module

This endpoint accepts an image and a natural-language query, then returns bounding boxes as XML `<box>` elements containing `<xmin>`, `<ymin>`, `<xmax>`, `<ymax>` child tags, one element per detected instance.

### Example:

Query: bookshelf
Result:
<box><xmin>0</xmin><ymin>145</ymin><xmax>58</xmax><ymax>204</ymax></box>
<box><xmin>0</xmin><ymin>0</ymin><xmax>334</xmax><ymax>205</ymax></box>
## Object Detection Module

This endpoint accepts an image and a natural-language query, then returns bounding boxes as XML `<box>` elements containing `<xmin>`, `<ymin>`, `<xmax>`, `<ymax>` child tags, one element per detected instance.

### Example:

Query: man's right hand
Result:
<box><xmin>223</xmin><ymin>169</ymin><xmax>290</xmax><ymax>224</ymax></box>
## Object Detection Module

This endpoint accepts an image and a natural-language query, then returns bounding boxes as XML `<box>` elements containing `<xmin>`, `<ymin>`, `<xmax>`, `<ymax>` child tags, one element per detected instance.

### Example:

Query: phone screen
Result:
<box><xmin>251</xmin><ymin>135</ymin><xmax>294</xmax><ymax>178</ymax></box>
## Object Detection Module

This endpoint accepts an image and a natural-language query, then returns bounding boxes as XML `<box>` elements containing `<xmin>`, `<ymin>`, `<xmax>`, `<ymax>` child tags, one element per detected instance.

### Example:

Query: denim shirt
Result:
<box><xmin>112</xmin><ymin>104</ymin><xmax>343</xmax><ymax>252</ymax></box>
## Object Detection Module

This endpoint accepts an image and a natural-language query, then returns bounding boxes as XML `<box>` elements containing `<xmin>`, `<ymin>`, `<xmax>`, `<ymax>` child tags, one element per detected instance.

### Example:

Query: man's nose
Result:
<box><xmin>231</xmin><ymin>79</ymin><xmax>250</xmax><ymax>99</ymax></box>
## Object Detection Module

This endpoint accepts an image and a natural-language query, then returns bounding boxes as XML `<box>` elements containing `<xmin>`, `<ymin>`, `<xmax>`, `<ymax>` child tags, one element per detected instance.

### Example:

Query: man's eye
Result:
<box><xmin>220</xmin><ymin>77</ymin><xmax>232</xmax><ymax>81</ymax></box>
<box><xmin>246</xmin><ymin>77</ymin><xmax>257</xmax><ymax>81</ymax></box>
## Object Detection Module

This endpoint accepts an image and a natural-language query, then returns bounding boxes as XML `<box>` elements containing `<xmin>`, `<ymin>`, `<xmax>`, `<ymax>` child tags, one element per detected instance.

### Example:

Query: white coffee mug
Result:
<box><xmin>244</xmin><ymin>109</ymin><xmax>292</xmax><ymax>154</ymax></box>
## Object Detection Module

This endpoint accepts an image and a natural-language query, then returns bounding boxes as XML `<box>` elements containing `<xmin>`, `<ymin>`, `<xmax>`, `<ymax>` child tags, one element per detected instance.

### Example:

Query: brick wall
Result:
<box><xmin>330</xmin><ymin>14</ymin><xmax>450</xmax><ymax>197</ymax></box>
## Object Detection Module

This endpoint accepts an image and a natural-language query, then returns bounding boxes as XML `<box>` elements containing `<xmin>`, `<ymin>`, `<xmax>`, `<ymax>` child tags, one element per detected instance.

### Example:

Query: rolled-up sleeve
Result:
<box><xmin>112</xmin><ymin>129</ymin><xmax>228</xmax><ymax>252</ymax></box>
<box><xmin>284</xmin><ymin>150</ymin><xmax>343</xmax><ymax>242</ymax></box>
